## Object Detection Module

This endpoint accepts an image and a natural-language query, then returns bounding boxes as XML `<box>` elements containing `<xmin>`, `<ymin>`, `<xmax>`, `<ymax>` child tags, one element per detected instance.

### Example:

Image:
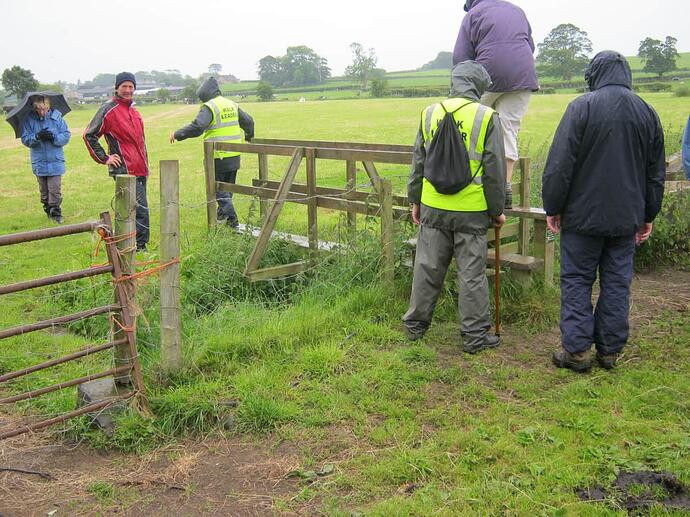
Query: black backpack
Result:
<box><xmin>423</xmin><ymin>101</ymin><xmax>481</xmax><ymax>195</ymax></box>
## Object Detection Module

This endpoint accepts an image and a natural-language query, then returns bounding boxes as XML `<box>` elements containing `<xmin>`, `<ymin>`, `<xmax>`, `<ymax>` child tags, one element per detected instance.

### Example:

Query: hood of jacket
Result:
<box><xmin>197</xmin><ymin>77</ymin><xmax>223</xmax><ymax>103</ymax></box>
<box><xmin>585</xmin><ymin>50</ymin><xmax>633</xmax><ymax>91</ymax></box>
<box><xmin>463</xmin><ymin>0</ymin><xmax>484</xmax><ymax>12</ymax></box>
<box><xmin>449</xmin><ymin>61</ymin><xmax>492</xmax><ymax>101</ymax></box>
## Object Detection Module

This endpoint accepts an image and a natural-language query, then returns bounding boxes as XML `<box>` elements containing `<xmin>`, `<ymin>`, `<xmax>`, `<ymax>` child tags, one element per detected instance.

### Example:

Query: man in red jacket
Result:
<box><xmin>84</xmin><ymin>72</ymin><xmax>150</xmax><ymax>251</ymax></box>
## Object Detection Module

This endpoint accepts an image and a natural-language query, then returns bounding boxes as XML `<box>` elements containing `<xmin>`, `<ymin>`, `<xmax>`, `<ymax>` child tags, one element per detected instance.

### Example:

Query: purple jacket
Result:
<box><xmin>453</xmin><ymin>0</ymin><xmax>538</xmax><ymax>93</ymax></box>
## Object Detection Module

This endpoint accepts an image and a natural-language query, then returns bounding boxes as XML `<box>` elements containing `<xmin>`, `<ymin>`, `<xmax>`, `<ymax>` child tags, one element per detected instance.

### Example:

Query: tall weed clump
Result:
<box><xmin>181</xmin><ymin>228</ymin><xmax>307</xmax><ymax>315</ymax></box>
<box><xmin>674</xmin><ymin>83</ymin><xmax>690</xmax><ymax>97</ymax></box>
<box><xmin>635</xmin><ymin>189</ymin><xmax>690</xmax><ymax>270</ymax></box>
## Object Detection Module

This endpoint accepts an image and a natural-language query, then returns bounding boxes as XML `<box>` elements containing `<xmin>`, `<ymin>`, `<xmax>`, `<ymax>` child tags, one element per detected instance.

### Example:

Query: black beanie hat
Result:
<box><xmin>115</xmin><ymin>71</ymin><xmax>137</xmax><ymax>89</ymax></box>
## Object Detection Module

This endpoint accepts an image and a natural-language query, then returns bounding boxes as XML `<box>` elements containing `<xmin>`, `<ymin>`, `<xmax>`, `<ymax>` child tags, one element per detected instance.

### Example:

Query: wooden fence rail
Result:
<box><xmin>204</xmin><ymin>138</ymin><xmax>553</xmax><ymax>285</ymax></box>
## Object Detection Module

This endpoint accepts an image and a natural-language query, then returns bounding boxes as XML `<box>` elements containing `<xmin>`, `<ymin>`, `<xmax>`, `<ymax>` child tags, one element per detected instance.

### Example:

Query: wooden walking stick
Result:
<box><xmin>494</xmin><ymin>225</ymin><xmax>501</xmax><ymax>336</ymax></box>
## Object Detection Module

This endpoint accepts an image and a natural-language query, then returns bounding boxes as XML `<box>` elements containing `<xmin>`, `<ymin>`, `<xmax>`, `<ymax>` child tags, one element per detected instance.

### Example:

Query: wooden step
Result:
<box><xmin>236</xmin><ymin>224</ymin><xmax>339</xmax><ymax>251</ymax></box>
<box><xmin>486</xmin><ymin>250</ymin><xmax>543</xmax><ymax>271</ymax></box>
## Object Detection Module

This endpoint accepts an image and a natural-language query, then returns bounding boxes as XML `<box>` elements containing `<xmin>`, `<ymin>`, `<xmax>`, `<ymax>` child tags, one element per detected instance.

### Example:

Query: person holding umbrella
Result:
<box><xmin>18</xmin><ymin>95</ymin><xmax>71</xmax><ymax>223</ymax></box>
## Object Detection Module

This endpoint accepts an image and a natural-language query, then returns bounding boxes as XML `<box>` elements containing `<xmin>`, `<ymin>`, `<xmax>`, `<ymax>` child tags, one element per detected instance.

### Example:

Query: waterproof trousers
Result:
<box><xmin>36</xmin><ymin>175</ymin><xmax>62</xmax><ymax>218</ymax></box>
<box><xmin>403</xmin><ymin>225</ymin><xmax>491</xmax><ymax>347</ymax></box>
<box><xmin>215</xmin><ymin>158</ymin><xmax>239</xmax><ymax>227</ymax></box>
<box><xmin>560</xmin><ymin>231</ymin><xmax>635</xmax><ymax>355</ymax></box>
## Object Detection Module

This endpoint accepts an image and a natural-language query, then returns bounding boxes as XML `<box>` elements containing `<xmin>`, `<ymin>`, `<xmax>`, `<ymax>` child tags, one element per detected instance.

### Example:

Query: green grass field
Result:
<box><xmin>0</xmin><ymin>94</ymin><xmax>689</xmax><ymax>515</ymax></box>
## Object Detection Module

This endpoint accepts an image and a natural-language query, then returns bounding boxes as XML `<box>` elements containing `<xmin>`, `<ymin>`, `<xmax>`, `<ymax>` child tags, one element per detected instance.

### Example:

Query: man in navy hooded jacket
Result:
<box><xmin>542</xmin><ymin>51</ymin><xmax>665</xmax><ymax>372</ymax></box>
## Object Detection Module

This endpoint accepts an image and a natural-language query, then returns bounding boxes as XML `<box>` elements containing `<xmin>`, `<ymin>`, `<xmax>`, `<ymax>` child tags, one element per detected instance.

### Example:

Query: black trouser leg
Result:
<box><xmin>135</xmin><ymin>176</ymin><xmax>149</xmax><ymax>248</ymax></box>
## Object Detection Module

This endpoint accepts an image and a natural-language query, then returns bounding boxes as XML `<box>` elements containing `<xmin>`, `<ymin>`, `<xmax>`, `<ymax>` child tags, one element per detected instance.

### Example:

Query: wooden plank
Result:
<box><xmin>258</xmin><ymin>153</ymin><xmax>269</xmax><ymax>220</ymax></box>
<box><xmin>362</xmin><ymin>161</ymin><xmax>381</xmax><ymax>186</ymax></box>
<box><xmin>204</xmin><ymin>142</ymin><xmax>217</xmax><ymax>230</ymax></box>
<box><xmin>500</xmin><ymin>241</ymin><xmax>519</xmax><ymax>254</ymax></box>
<box><xmin>346</xmin><ymin>160</ymin><xmax>357</xmax><ymax>230</ymax></box>
<box><xmin>251</xmin><ymin>138</ymin><xmax>414</xmax><ymax>153</ymax></box>
<box><xmin>247</xmin><ymin>261</ymin><xmax>309</xmax><ymax>282</ymax></box>
<box><xmin>315</xmin><ymin>148</ymin><xmax>412</xmax><ymax>165</ymax></box>
<box><xmin>214</xmin><ymin>141</ymin><xmax>303</xmax><ymax>157</ymax></box>
<box><xmin>486</xmin><ymin>222</ymin><xmax>519</xmax><ymax>242</ymax></box>
<box><xmin>218</xmin><ymin>181</ymin><xmax>308</xmax><ymax>201</ymax></box>
<box><xmin>236</xmin><ymin>224</ymin><xmax>339</xmax><ymax>251</ymax></box>
<box><xmin>250</xmin><ymin>179</ymin><xmax>409</xmax><ymax>207</ymax></box>
<box><xmin>159</xmin><ymin>160</ymin><xmax>182</xmax><ymax>371</ymax></box>
<box><xmin>505</xmin><ymin>207</ymin><xmax>547</xmax><ymax>220</ymax></box>
<box><xmin>378</xmin><ymin>178</ymin><xmax>395</xmax><ymax>286</ymax></box>
<box><xmin>306</xmin><ymin>148</ymin><xmax>318</xmax><ymax>260</ymax></box>
<box><xmin>486</xmin><ymin>250</ymin><xmax>543</xmax><ymax>271</ymax></box>
<box><xmin>220</xmin><ymin>181</ymin><xmax>410</xmax><ymax>219</ymax></box>
<box><xmin>244</xmin><ymin>148</ymin><xmax>304</xmax><ymax>277</ymax></box>
<box><xmin>517</xmin><ymin>157</ymin><xmax>531</xmax><ymax>254</ymax></box>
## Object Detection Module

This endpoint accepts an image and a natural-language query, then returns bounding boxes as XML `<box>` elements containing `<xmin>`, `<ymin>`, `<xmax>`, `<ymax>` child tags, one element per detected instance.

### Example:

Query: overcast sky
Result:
<box><xmin>1</xmin><ymin>0</ymin><xmax>687</xmax><ymax>85</ymax></box>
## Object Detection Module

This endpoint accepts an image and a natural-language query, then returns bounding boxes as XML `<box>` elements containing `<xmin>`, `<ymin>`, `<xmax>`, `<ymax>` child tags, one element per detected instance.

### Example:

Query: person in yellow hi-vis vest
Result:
<box><xmin>403</xmin><ymin>61</ymin><xmax>506</xmax><ymax>354</ymax></box>
<box><xmin>170</xmin><ymin>76</ymin><xmax>254</xmax><ymax>228</ymax></box>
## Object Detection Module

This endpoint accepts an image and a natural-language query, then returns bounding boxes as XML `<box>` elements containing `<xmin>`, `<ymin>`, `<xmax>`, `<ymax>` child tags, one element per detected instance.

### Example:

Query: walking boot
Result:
<box><xmin>596</xmin><ymin>352</ymin><xmax>619</xmax><ymax>370</ymax></box>
<box><xmin>552</xmin><ymin>349</ymin><xmax>592</xmax><ymax>372</ymax></box>
<box><xmin>49</xmin><ymin>206</ymin><xmax>63</xmax><ymax>224</ymax></box>
<box><xmin>463</xmin><ymin>334</ymin><xmax>500</xmax><ymax>354</ymax></box>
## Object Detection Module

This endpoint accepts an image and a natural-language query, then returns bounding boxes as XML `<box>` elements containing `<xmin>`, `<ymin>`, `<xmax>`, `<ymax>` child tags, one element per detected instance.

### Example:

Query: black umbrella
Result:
<box><xmin>5</xmin><ymin>91</ymin><xmax>71</xmax><ymax>138</ymax></box>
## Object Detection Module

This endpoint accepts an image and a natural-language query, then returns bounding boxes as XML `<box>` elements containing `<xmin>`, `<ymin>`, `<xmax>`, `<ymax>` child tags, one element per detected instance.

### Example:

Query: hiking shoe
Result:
<box><xmin>463</xmin><ymin>334</ymin><xmax>501</xmax><ymax>354</ymax></box>
<box><xmin>51</xmin><ymin>215</ymin><xmax>64</xmax><ymax>224</ymax></box>
<box><xmin>552</xmin><ymin>349</ymin><xmax>592</xmax><ymax>372</ymax></box>
<box><xmin>596</xmin><ymin>352</ymin><xmax>618</xmax><ymax>370</ymax></box>
<box><xmin>136</xmin><ymin>244</ymin><xmax>148</xmax><ymax>252</ymax></box>
<box><xmin>404</xmin><ymin>327</ymin><xmax>425</xmax><ymax>341</ymax></box>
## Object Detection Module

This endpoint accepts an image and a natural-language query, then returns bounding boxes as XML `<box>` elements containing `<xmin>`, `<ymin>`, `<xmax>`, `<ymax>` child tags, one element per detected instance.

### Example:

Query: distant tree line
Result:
<box><xmin>258</xmin><ymin>46</ymin><xmax>331</xmax><ymax>87</ymax></box>
<box><xmin>418</xmin><ymin>26</ymin><xmax>681</xmax><ymax>85</ymax></box>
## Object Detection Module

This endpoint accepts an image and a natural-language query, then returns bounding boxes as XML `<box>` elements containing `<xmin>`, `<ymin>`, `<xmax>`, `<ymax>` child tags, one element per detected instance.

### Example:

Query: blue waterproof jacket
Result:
<box><xmin>682</xmin><ymin>117</ymin><xmax>690</xmax><ymax>180</ymax></box>
<box><xmin>21</xmin><ymin>109</ymin><xmax>71</xmax><ymax>176</ymax></box>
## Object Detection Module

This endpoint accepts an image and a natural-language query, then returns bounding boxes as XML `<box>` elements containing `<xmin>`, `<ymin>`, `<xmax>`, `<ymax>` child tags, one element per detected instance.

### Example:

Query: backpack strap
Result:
<box><xmin>440</xmin><ymin>100</ymin><xmax>473</xmax><ymax>115</ymax></box>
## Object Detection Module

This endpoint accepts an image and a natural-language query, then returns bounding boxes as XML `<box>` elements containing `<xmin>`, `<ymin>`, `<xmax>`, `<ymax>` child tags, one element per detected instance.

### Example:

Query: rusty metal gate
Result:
<box><xmin>0</xmin><ymin>211</ymin><xmax>148</xmax><ymax>440</ymax></box>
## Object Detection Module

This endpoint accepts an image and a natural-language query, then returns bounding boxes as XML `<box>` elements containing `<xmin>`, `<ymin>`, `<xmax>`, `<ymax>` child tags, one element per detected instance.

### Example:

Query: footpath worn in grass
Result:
<box><xmin>1</xmin><ymin>96</ymin><xmax>689</xmax><ymax>514</ymax></box>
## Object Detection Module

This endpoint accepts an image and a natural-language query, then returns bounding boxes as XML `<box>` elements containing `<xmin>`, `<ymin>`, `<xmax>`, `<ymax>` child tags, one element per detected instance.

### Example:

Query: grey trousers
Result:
<box><xmin>403</xmin><ymin>225</ymin><xmax>491</xmax><ymax>346</ymax></box>
<box><xmin>36</xmin><ymin>175</ymin><xmax>62</xmax><ymax>216</ymax></box>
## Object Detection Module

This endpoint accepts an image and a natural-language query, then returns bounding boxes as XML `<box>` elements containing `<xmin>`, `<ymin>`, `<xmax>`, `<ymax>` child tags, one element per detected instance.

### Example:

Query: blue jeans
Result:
<box><xmin>560</xmin><ymin>231</ymin><xmax>635</xmax><ymax>355</ymax></box>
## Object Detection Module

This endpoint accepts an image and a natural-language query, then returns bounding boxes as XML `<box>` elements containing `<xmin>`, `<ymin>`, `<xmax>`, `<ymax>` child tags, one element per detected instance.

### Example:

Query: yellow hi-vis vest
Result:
<box><xmin>203</xmin><ymin>96</ymin><xmax>243</xmax><ymax>159</ymax></box>
<box><xmin>420</xmin><ymin>98</ymin><xmax>494</xmax><ymax>212</ymax></box>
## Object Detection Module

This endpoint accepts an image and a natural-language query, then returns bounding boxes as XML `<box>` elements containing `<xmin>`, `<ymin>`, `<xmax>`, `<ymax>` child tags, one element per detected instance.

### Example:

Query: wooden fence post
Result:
<box><xmin>204</xmin><ymin>141</ymin><xmax>217</xmax><ymax>231</ymax></box>
<box><xmin>258</xmin><ymin>153</ymin><xmax>269</xmax><ymax>221</ymax></box>
<box><xmin>160</xmin><ymin>161</ymin><xmax>182</xmax><ymax>371</ymax></box>
<box><xmin>378</xmin><ymin>177</ymin><xmax>395</xmax><ymax>286</ymax></box>
<box><xmin>517</xmin><ymin>157</ymin><xmax>531</xmax><ymax>255</ymax></box>
<box><xmin>113</xmin><ymin>175</ymin><xmax>136</xmax><ymax>386</ymax></box>
<box><xmin>346</xmin><ymin>160</ymin><xmax>357</xmax><ymax>231</ymax></box>
<box><xmin>306</xmin><ymin>148</ymin><xmax>318</xmax><ymax>263</ymax></box>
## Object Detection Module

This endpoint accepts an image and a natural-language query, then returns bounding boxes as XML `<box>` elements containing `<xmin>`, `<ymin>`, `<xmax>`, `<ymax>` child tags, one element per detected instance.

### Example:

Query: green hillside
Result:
<box><xmin>223</xmin><ymin>52</ymin><xmax>690</xmax><ymax>100</ymax></box>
